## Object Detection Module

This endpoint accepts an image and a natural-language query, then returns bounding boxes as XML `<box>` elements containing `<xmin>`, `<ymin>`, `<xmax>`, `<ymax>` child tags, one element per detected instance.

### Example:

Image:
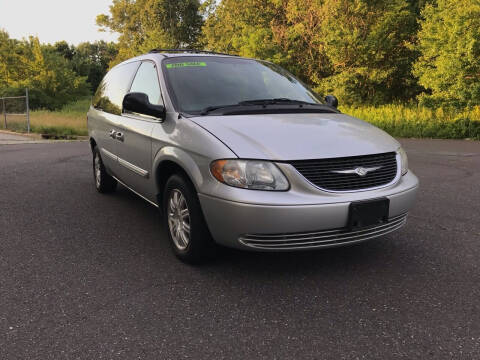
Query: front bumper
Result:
<box><xmin>199</xmin><ymin>171</ymin><xmax>419</xmax><ymax>251</ymax></box>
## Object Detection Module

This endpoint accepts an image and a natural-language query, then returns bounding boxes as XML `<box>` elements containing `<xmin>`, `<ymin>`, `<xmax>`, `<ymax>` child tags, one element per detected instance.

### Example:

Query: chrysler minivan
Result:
<box><xmin>87</xmin><ymin>49</ymin><xmax>418</xmax><ymax>263</ymax></box>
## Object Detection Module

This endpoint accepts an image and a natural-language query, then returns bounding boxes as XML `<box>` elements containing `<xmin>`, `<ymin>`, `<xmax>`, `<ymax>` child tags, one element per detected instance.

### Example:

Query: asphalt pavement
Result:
<box><xmin>0</xmin><ymin>139</ymin><xmax>479</xmax><ymax>359</ymax></box>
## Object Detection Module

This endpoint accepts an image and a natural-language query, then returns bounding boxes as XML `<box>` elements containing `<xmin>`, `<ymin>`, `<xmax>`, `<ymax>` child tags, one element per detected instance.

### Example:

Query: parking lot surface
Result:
<box><xmin>1</xmin><ymin>139</ymin><xmax>479</xmax><ymax>359</ymax></box>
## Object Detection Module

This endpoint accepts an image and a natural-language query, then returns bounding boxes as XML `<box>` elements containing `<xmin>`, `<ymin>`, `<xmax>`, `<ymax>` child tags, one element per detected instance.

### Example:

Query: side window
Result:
<box><xmin>92</xmin><ymin>62</ymin><xmax>140</xmax><ymax>115</ymax></box>
<box><xmin>129</xmin><ymin>62</ymin><xmax>163</xmax><ymax>105</ymax></box>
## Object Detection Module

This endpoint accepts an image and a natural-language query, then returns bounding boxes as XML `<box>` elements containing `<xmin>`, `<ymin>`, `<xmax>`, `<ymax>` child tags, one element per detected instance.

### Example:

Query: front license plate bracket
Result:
<box><xmin>348</xmin><ymin>198</ymin><xmax>390</xmax><ymax>230</ymax></box>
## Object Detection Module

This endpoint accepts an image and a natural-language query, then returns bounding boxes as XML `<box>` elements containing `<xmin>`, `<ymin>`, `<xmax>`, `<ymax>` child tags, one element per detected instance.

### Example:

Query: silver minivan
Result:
<box><xmin>87</xmin><ymin>50</ymin><xmax>418</xmax><ymax>263</ymax></box>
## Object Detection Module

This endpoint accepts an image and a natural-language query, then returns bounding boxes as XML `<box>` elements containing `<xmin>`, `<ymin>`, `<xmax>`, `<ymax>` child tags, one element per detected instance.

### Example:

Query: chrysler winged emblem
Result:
<box><xmin>331</xmin><ymin>166</ymin><xmax>382</xmax><ymax>177</ymax></box>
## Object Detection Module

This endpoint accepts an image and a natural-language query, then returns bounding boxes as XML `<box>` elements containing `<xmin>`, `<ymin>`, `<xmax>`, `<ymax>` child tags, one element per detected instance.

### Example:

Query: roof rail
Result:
<box><xmin>149</xmin><ymin>48</ymin><xmax>237</xmax><ymax>56</ymax></box>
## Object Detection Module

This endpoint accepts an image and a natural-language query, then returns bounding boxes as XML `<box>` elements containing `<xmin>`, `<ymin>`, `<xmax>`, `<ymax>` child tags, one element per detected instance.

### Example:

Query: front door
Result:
<box><xmin>115</xmin><ymin>61</ymin><xmax>164</xmax><ymax>202</ymax></box>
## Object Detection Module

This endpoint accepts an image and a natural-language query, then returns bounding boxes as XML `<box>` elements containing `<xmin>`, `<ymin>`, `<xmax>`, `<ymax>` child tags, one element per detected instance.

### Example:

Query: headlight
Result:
<box><xmin>397</xmin><ymin>147</ymin><xmax>408</xmax><ymax>175</ymax></box>
<box><xmin>210</xmin><ymin>159</ymin><xmax>289</xmax><ymax>191</ymax></box>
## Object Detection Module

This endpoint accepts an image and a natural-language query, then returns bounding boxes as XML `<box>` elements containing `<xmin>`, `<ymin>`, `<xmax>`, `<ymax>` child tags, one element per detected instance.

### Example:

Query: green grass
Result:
<box><xmin>340</xmin><ymin>104</ymin><xmax>480</xmax><ymax>140</ymax></box>
<box><xmin>57</xmin><ymin>97</ymin><xmax>91</xmax><ymax>113</ymax></box>
<box><xmin>3</xmin><ymin>97</ymin><xmax>90</xmax><ymax>136</ymax></box>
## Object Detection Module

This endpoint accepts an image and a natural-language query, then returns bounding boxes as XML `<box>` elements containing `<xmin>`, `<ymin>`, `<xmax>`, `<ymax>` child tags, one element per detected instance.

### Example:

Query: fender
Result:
<box><xmin>152</xmin><ymin>146</ymin><xmax>205</xmax><ymax>193</ymax></box>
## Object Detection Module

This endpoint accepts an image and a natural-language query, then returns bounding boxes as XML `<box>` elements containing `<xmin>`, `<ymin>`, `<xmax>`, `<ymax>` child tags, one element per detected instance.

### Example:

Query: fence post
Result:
<box><xmin>2</xmin><ymin>97</ymin><xmax>6</xmax><ymax>129</ymax></box>
<box><xmin>26</xmin><ymin>88</ymin><xmax>30</xmax><ymax>133</ymax></box>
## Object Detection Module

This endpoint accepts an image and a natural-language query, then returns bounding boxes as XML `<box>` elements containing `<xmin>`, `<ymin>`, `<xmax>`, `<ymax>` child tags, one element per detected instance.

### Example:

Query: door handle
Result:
<box><xmin>115</xmin><ymin>132</ymin><xmax>124</xmax><ymax>142</ymax></box>
<box><xmin>108</xmin><ymin>129</ymin><xmax>116</xmax><ymax>139</ymax></box>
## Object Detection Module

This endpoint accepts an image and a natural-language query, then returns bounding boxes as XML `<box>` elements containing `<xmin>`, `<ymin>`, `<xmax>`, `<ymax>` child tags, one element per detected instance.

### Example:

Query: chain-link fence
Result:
<box><xmin>1</xmin><ymin>89</ymin><xmax>30</xmax><ymax>133</ymax></box>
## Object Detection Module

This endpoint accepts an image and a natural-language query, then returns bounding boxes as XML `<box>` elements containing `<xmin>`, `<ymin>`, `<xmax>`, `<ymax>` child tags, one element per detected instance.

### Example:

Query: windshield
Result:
<box><xmin>162</xmin><ymin>56</ymin><xmax>323</xmax><ymax>114</ymax></box>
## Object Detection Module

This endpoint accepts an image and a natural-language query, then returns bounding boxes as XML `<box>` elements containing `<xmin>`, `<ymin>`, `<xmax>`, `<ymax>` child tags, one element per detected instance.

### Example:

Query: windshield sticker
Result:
<box><xmin>166</xmin><ymin>62</ymin><xmax>207</xmax><ymax>69</ymax></box>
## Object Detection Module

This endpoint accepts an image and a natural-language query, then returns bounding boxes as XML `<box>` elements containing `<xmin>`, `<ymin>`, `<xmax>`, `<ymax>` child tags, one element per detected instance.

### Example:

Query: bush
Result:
<box><xmin>341</xmin><ymin>105</ymin><xmax>480</xmax><ymax>140</ymax></box>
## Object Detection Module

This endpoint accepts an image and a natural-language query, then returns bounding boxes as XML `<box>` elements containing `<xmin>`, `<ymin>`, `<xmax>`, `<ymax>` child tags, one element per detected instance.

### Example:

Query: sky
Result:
<box><xmin>0</xmin><ymin>0</ymin><xmax>119</xmax><ymax>45</ymax></box>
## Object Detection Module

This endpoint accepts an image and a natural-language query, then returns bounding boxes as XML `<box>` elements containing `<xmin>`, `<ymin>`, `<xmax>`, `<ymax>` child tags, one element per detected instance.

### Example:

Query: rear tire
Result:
<box><xmin>163</xmin><ymin>174</ymin><xmax>217</xmax><ymax>264</ymax></box>
<box><xmin>93</xmin><ymin>146</ymin><xmax>117</xmax><ymax>193</ymax></box>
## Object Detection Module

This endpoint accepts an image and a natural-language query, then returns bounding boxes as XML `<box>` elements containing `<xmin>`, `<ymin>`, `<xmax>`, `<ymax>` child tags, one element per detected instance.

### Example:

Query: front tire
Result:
<box><xmin>163</xmin><ymin>174</ymin><xmax>217</xmax><ymax>263</ymax></box>
<box><xmin>93</xmin><ymin>146</ymin><xmax>117</xmax><ymax>193</ymax></box>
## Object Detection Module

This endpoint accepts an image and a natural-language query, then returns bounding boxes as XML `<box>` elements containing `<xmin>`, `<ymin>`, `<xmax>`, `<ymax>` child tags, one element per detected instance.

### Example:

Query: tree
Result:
<box><xmin>269</xmin><ymin>1</ymin><xmax>333</xmax><ymax>88</ymax></box>
<box><xmin>316</xmin><ymin>0</ymin><xmax>419</xmax><ymax>105</ymax></box>
<box><xmin>96</xmin><ymin>0</ymin><xmax>203</xmax><ymax>64</ymax></box>
<box><xmin>202</xmin><ymin>0</ymin><xmax>331</xmax><ymax>85</ymax></box>
<box><xmin>0</xmin><ymin>32</ymin><xmax>89</xmax><ymax>110</ymax></box>
<box><xmin>49</xmin><ymin>41</ymin><xmax>118</xmax><ymax>93</ymax></box>
<box><xmin>53</xmin><ymin>41</ymin><xmax>75</xmax><ymax>61</ymax></box>
<box><xmin>0</xmin><ymin>30</ymin><xmax>28</xmax><ymax>89</ymax></box>
<box><xmin>413</xmin><ymin>0</ymin><xmax>480</xmax><ymax>108</ymax></box>
<box><xmin>202</xmin><ymin>0</ymin><xmax>279</xmax><ymax>58</ymax></box>
<box><xmin>203</xmin><ymin>0</ymin><xmax>419</xmax><ymax>105</ymax></box>
<box><xmin>71</xmin><ymin>41</ymin><xmax>118</xmax><ymax>92</ymax></box>
<box><xmin>406</xmin><ymin>0</ymin><xmax>431</xmax><ymax>15</ymax></box>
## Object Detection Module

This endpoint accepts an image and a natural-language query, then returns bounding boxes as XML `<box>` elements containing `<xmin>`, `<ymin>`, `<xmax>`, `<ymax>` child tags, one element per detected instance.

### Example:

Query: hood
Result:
<box><xmin>190</xmin><ymin>113</ymin><xmax>400</xmax><ymax>161</ymax></box>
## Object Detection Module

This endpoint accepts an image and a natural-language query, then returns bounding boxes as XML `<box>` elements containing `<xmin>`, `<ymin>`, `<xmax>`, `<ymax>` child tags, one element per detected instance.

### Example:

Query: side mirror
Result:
<box><xmin>325</xmin><ymin>95</ymin><xmax>338</xmax><ymax>108</ymax></box>
<box><xmin>123</xmin><ymin>92</ymin><xmax>165</xmax><ymax>120</ymax></box>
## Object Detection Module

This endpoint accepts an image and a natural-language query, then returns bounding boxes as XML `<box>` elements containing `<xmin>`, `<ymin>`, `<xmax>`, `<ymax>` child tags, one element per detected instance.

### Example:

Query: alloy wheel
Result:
<box><xmin>94</xmin><ymin>153</ymin><xmax>101</xmax><ymax>188</ymax></box>
<box><xmin>167</xmin><ymin>189</ymin><xmax>191</xmax><ymax>250</ymax></box>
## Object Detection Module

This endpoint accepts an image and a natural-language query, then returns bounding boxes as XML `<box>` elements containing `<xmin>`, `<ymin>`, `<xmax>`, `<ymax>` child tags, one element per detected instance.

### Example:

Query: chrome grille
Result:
<box><xmin>239</xmin><ymin>214</ymin><xmax>407</xmax><ymax>250</ymax></box>
<box><xmin>289</xmin><ymin>152</ymin><xmax>398</xmax><ymax>191</ymax></box>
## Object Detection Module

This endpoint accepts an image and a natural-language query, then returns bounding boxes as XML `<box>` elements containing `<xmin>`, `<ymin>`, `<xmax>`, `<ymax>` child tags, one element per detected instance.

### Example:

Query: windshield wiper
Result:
<box><xmin>200</xmin><ymin>101</ymin><xmax>274</xmax><ymax>115</ymax></box>
<box><xmin>200</xmin><ymin>104</ymin><xmax>242</xmax><ymax>115</ymax></box>
<box><xmin>199</xmin><ymin>98</ymin><xmax>337</xmax><ymax>115</ymax></box>
<box><xmin>238</xmin><ymin>98</ymin><xmax>318</xmax><ymax>106</ymax></box>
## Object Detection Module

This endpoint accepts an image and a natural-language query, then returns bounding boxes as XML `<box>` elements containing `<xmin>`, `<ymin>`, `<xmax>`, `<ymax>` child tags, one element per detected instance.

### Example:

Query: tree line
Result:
<box><xmin>1</xmin><ymin>0</ymin><xmax>479</xmax><ymax>110</ymax></box>
<box><xmin>0</xmin><ymin>31</ymin><xmax>117</xmax><ymax>110</ymax></box>
<box><xmin>97</xmin><ymin>0</ymin><xmax>479</xmax><ymax>109</ymax></box>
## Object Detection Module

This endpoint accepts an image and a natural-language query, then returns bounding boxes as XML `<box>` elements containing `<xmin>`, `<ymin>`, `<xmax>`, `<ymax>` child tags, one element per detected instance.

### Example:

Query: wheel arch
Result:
<box><xmin>89</xmin><ymin>137</ymin><xmax>97</xmax><ymax>152</ymax></box>
<box><xmin>153</xmin><ymin>147</ymin><xmax>204</xmax><ymax>210</ymax></box>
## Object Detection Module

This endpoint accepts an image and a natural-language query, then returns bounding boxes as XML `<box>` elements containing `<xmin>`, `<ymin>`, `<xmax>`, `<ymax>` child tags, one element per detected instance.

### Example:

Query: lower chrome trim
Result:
<box><xmin>100</xmin><ymin>148</ymin><xmax>149</xmax><ymax>178</ymax></box>
<box><xmin>101</xmin><ymin>148</ymin><xmax>117</xmax><ymax>161</ymax></box>
<box><xmin>118</xmin><ymin>157</ymin><xmax>149</xmax><ymax>178</ymax></box>
<box><xmin>239</xmin><ymin>213</ymin><xmax>408</xmax><ymax>250</ymax></box>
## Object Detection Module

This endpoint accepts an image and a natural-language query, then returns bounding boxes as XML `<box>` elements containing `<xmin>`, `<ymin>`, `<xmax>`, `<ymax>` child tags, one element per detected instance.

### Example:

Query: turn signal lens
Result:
<box><xmin>210</xmin><ymin>160</ymin><xmax>289</xmax><ymax>191</ymax></box>
<box><xmin>397</xmin><ymin>147</ymin><xmax>408</xmax><ymax>175</ymax></box>
<box><xmin>210</xmin><ymin>160</ymin><xmax>227</xmax><ymax>183</ymax></box>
